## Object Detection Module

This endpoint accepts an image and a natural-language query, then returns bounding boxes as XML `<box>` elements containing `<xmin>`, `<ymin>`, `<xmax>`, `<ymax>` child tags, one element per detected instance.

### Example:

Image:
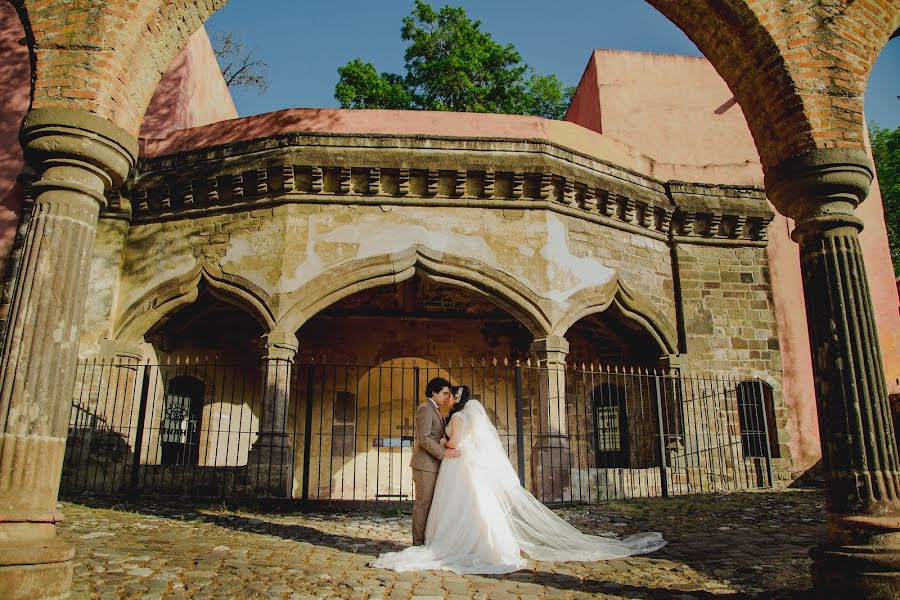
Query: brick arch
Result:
<box><xmin>645</xmin><ymin>0</ymin><xmax>807</xmax><ymax>168</ymax></box>
<box><xmin>10</xmin><ymin>1</ymin><xmax>896</xmax><ymax>171</ymax></box>
<box><xmin>10</xmin><ymin>0</ymin><xmax>226</xmax><ymax>137</ymax></box>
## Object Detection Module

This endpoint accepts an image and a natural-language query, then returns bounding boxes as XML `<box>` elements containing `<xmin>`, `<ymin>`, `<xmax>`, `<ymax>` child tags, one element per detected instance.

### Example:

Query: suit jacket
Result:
<box><xmin>410</xmin><ymin>400</ymin><xmax>445</xmax><ymax>472</ymax></box>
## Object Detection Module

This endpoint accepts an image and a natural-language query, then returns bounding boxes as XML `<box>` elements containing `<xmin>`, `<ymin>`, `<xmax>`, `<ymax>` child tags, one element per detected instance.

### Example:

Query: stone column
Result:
<box><xmin>247</xmin><ymin>329</ymin><xmax>299</xmax><ymax>497</ymax></box>
<box><xmin>530</xmin><ymin>335</ymin><xmax>571</xmax><ymax>502</ymax></box>
<box><xmin>0</xmin><ymin>109</ymin><xmax>135</xmax><ymax>600</ymax></box>
<box><xmin>766</xmin><ymin>148</ymin><xmax>900</xmax><ymax>600</ymax></box>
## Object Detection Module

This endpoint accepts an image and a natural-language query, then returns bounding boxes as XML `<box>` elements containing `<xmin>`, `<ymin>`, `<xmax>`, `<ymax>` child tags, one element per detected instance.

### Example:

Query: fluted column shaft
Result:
<box><xmin>800</xmin><ymin>227</ymin><xmax>899</xmax><ymax>517</ymax></box>
<box><xmin>766</xmin><ymin>148</ymin><xmax>900</xmax><ymax>599</ymax></box>
<box><xmin>0</xmin><ymin>109</ymin><xmax>135</xmax><ymax>600</ymax></box>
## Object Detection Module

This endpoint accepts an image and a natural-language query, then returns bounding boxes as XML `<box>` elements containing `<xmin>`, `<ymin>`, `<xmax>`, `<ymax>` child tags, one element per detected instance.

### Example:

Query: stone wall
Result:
<box><xmin>675</xmin><ymin>241</ymin><xmax>790</xmax><ymax>478</ymax></box>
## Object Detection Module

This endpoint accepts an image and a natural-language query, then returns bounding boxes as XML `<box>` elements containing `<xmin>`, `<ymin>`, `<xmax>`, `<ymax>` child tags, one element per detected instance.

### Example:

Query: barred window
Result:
<box><xmin>591</xmin><ymin>384</ymin><xmax>628</xmax><ymax>468</ymax></box>
<box><xmin>736</xmin><ymin>381</ymin><xmax>779</xmax><ymax>458</ymax></box>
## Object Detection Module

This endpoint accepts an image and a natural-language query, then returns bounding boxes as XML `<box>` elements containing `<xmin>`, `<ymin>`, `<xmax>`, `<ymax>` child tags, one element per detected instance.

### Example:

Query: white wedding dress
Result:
<box><xmin>371</xmin><ymin>400</ymin><xmax>666</xmax><ymax>574</ymax></box>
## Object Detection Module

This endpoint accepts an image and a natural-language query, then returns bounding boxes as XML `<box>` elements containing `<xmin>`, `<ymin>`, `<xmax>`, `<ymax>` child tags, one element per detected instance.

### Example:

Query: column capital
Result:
<box><xmin>261</xmin><ymin>329</ymin><xmax>299</xmax><ymax>362</ymax></box>
<box><xmin>658</xmin><ymin>353</ymin><xmax>686</xmax><ymax>372</ymax></box>
<box><xmin>98</xmin><ymin>339</ymin><xmax>145</xmax><ymax>364</ymax></box>
<box><xmin>20</xmin><ymin>108</ymin><xmax>137</xmax><ymax>202</ymax></box>
<box><xmin>530</xmin><ymin>335</ymin><xmax>569</xmax><ymax>358</ymax></box>
<box><xmin>763</xmin><ymin>148</ymin><xmax>873</xmax><ymax>243</ymax></box>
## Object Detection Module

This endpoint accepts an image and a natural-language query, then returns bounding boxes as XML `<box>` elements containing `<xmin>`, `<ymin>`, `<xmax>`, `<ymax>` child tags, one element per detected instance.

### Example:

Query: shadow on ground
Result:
<box><xmin>66</xmin><ymin>488</ymin><xmax>824</xmax><ymax>598</ymax></box>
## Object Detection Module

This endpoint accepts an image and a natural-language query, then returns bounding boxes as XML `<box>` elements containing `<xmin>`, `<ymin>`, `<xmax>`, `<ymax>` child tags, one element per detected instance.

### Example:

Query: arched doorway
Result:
<box><xmin>560</xmin><ymin>305</ymin><xmax>672</xmax><ymax>499</ymax></box>
<box><xmin>138</xmin><ymin>287</ymin><xmax>267</xmax><ymax>473</ymax></box>
<box><xmin>294</xmin><ymin>273</ymin><xmax>532</xmax><ymax>503</ymax></box>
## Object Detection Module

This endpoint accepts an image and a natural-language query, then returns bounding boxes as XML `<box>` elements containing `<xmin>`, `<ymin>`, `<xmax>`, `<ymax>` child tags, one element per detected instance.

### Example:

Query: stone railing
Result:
<box><xmin>119</xmin><ymin>133</ymin><xmax>774</xmax><ymax>246</ymax></box>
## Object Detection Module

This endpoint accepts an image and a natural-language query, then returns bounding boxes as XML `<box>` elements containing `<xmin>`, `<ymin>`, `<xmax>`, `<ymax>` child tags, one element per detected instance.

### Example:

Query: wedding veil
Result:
<box><xmin>462</xmin><ymin>399</ymin><xmax>667</xmax><ymax>562</ymax></box>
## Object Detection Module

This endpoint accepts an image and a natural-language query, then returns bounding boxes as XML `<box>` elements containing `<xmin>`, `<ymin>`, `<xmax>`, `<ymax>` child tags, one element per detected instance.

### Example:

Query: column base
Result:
<box><xmin>812</xmin><ymin>544</ymin><xmax>900</xmax><ymax>600</ymax></box>
<box><xmin>530</xmin><ymin>434</ymin><xmax>571</xmax><ymax>503</ymax></box>
<box><xmin>246</xmin><ymin>433</ymin><xmax>294</xmax><ymax>498</ymax></box>
<box><xmin>0</xmin><ymin>538</ymin><xmax>74</xmax><ymax>600</ymax></box>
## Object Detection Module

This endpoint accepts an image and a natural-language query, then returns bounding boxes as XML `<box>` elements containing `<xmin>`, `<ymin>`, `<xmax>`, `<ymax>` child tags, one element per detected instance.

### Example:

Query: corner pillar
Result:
<box><xmin>0</xmin><ymin>109</ymin><xmax>136</xmax><ymax>600</ymax></box>
<box><xmin>529</xmin><ymin>335</ymin><xmax>570</xmax><ymax>502</ymax></box>
<box><xmin>247</xmin><ymin>329</ymin><xmax>299</xmax><ymax>498</ymax></box>
<box><xmin>766</xmin><ymin>148</ymin><xmax>900</xmax><ymax>600</ymax></box>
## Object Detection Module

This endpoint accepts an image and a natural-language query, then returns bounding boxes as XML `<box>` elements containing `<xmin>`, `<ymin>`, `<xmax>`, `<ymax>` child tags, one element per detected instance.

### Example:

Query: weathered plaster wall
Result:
<box><xmin>81</xmin><ymin>220</ymin><xmax>130</xmax><ymax>354</ymax></box>
<box><xmin>112</xmin><ymin>204</ymin><xmax>669</xmax><ymax>339</ymax></box>
<box><xmin>565</xmin><ymin>214</ymin><xmax>676</xmax><ymax>334</ymax></box>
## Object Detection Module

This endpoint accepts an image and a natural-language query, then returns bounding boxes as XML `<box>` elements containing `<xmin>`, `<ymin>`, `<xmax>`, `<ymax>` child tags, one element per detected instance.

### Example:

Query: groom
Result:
<box><xmin>410</xmin><ymin>376</ymin><xmax>459</xmax><ymax>545</ymax></box>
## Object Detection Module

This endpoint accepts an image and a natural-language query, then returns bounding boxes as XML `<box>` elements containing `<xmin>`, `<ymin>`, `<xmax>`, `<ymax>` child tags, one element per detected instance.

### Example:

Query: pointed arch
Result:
<box><xmin>114</xmin><ymin>264</ymin><xmax>276</xmax><ymax>342</ymax></box>
<box><xmin>553</xmin><ymin>276</ymin><xmax>678</xmax><ymax>356</ymax></box>
<box><xmin>276</xmin><ymin>245</ymin><xmax>553</xmax><ymax>337</ymax></box>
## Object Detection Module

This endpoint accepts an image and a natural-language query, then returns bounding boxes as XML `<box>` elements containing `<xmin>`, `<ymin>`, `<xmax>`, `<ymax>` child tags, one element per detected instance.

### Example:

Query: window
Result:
<box><xmin>591</xmin><ymin>384</ymin><xmax>628</xmax><ymax>468</ymax></box>
<box><xmin>736</xmin><ymin>380</ymin><xmax>779</xmax><ymax>458</ymax></box>
<box><xmin>331</xmin><ymin>391</ymin><xmax>357</xmax><ymax>458</ymax></box>
<box><xmin>160</xmin><ymin>376</ymin><xmax>204</xmax><ymax>465</ymax></box>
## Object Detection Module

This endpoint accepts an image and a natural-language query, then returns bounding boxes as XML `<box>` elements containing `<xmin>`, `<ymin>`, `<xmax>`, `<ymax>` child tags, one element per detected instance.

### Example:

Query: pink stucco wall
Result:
<box><xmin>565</xmin><ymin>50</ymin><xmax>763</xmax><ymax>186</ymax></box>
<box><xmin>564</xmin><ymin>49</ymin><xmax>899</xmax><ymax>472</ymax></box>
<box><xmin>0</xmin><ymin>3</ymin><xmax>31</xmax><ymax>277</ymax></box>
<box><xmin>140</xmin><ymin>25</ymin><xmax>238</xmax><ymax>139</ymax></box>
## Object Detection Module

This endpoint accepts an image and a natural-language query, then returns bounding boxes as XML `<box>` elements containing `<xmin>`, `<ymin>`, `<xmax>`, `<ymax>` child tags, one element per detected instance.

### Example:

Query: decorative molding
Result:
<box><xmin>128</xmin><ymin>140</ymin><xmax>771</xmax><ymax>246</ymax></box>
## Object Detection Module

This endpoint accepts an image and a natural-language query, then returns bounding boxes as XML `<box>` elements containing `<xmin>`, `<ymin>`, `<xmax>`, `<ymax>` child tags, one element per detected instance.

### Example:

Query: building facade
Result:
<box><xmin>1</xmin><ymin>2</ymin><xmax>899</xmax><ymax>599</ymax></box>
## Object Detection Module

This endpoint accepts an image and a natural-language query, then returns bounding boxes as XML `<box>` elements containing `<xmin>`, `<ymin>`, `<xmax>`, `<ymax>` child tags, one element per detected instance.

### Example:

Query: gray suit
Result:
<box><xmin>410</xmin><ymin>400</ymin><xmax>445</xmax><ymax>545</ymax></box>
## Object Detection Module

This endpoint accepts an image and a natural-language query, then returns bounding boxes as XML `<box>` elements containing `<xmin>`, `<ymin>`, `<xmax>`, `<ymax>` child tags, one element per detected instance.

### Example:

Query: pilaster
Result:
<box><xmin>529</xmin><ymin>335</ymin><xmax>571</xmax><ymax>502</ymax></box>
<box><xmin>247</xmin><ymin>329</ymin><xmax>299</xmax><ymax>498</ymax></box>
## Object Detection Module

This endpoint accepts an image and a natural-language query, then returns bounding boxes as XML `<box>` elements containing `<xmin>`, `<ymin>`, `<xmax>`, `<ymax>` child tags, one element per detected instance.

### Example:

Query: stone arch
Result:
<box><xmin>277</xmin><ymin>245</ymin><xmax>553</xmax><ymax>338</ymax></box>
<box><xmin>114</xmin><ymin>263</ymin><xmax>276</xmax><ymax>342</ymax></box>
<box><xmin>553</xmin><ymin>276</ymin><xmax>678</xmax><ymax>356</ymax></box>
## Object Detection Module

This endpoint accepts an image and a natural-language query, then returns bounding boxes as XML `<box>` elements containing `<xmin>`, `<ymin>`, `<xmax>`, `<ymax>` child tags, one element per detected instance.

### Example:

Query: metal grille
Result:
<box><xmin>61</xmin><ymin>357</ymin><xmax>774</xmax><ymax>506</ymax></box>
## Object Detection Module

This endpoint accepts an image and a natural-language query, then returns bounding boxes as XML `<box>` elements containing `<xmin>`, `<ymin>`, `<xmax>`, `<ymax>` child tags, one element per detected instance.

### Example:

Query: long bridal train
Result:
<box><xmin>372</xmin><ymin>400</ymin><xmax>666</xmax><ymax>574</ymax></box>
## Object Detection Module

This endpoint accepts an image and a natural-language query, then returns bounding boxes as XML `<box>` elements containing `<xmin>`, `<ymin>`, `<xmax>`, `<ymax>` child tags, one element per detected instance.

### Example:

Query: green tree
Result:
<box><xmin>870</xmin><ymin>124</ymin><xmax>900</xmax><ymax>276</ymax></box>
<box><xmin>335</xmin><ymin>59</ymin><xmax>412</xmax><ymax>109</ymax></box>
<box><xmin>335</xmin><ymin>1</ymin><xmax>573</xmax><ymax>119</ymax></box>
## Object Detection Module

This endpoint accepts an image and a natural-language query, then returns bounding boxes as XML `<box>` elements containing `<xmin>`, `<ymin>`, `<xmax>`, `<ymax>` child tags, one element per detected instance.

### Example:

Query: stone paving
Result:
<box><xmin>59</xmin><ymin>488</ymin><xmax>823</xmax><ymax>599</ymax></box>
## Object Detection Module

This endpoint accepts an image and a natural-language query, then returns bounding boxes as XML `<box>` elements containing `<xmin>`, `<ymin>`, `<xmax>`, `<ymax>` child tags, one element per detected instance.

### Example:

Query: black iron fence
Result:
<box><xmin>61</xmin><ymin>357</ymin><xmax>775</xmax><ymax>506</ymax></box>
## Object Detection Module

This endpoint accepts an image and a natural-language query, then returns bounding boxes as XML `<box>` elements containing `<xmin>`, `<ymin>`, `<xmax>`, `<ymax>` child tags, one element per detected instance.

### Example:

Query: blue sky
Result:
<box><xmin>207</xmin><ymin>0</ymin><xmax>898</xmax><ymax>129</ymax></box>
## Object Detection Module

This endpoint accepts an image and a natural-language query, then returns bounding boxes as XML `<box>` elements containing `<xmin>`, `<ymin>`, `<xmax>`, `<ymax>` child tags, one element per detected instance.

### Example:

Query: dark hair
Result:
<box><xmin>425</xmin><ymin>377</ymin><xmax>451</xmax><ymax>399</ymax></box>
<box><xmin>447</xmin><ymin>385</ymin><xmax>472</xmax><ymax>421</ymax></box>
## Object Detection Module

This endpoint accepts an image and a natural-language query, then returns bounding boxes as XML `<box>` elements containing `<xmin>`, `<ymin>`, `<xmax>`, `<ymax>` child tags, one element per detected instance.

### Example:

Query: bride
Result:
<box><xmin>371</xmin><ymin>385</ymin><xmax>667</xmax><ymax>574</ymax></box>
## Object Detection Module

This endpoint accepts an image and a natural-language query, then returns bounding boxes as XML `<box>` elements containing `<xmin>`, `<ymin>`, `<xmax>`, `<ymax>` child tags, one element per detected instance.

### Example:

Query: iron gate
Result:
<box><xmin>61</xmin><ymin>357</ymin><xmax>775</xmax><ymax>506</ymax></box>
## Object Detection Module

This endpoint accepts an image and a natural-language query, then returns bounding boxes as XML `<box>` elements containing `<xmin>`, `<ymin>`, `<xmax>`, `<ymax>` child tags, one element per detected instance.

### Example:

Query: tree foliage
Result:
<box><xmin>870</xmin><ymin>124</ymin><xmax>900</xmax><ymax>276</ymax></box>
<box><xmin>211</xmin><ymin>30</ymin><xmax>269</xmax><ymax>94</ymax></box>
<box><xmin>335</xmin><ymin>1</ymin><xmax>574</xmax><ymax>119</ymax></box>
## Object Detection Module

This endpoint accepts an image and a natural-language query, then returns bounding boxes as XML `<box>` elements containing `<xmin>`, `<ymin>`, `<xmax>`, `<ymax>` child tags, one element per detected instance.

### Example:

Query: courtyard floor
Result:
<box><xmin>59</xmin><ymin>488</ymin><xmax>823</xmax><ymax>599</ymax></box>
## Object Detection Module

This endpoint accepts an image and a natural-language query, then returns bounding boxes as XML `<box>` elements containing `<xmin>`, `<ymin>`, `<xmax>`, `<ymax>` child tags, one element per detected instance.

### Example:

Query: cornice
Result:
<box><xmin>112</xmin><ymin>134</ymin><xmax>772</xmax><ymax>246</ymax></box>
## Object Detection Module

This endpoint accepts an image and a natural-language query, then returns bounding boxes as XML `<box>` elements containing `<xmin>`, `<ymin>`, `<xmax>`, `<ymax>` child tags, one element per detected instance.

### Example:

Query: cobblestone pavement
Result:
<box><xmin>59</xmin><ymin>488</ymin><xmax>823</xmax><ymax>599</ymax></box>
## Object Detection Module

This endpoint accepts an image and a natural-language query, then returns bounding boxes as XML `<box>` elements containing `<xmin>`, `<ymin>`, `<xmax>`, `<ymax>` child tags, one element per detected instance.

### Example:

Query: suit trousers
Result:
<box><xmin>411</xmin><ymin>467</ymin><xmax>439</xmax><ymax>545</ymax></box>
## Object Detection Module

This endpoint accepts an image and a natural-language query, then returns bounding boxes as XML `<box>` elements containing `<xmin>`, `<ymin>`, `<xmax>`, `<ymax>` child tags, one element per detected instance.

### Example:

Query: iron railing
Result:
<box><xmin>61</xmin><ymin>357</ymin><xmax>775</xmax><ymax>507</ymax></box>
